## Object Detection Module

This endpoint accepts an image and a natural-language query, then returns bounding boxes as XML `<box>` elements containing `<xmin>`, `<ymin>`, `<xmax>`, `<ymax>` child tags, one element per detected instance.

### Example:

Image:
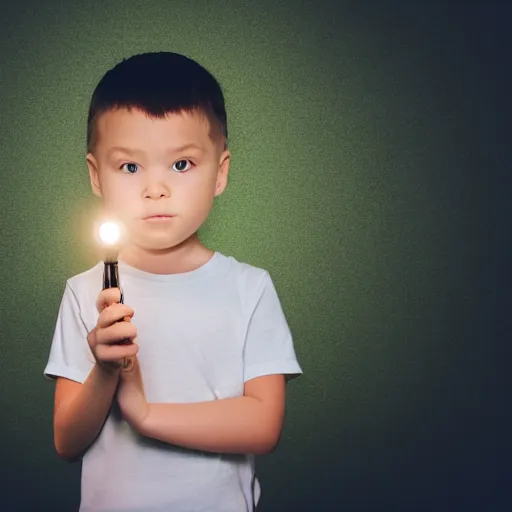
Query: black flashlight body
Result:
<box><xmin>103</xmin><ymin>260</ymin><xmax>124</xmax><ymax>304</ymax></box>
<box><xmin>103</xmin><ymin>260</ymin><xmax>131</xmax><ymax>346</ymax></box>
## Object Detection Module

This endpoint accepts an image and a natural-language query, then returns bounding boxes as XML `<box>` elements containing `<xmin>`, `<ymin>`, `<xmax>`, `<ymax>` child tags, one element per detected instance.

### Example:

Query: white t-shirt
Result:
<box><xmin>44</xmin><ymin>252</ymin><xmax>302</xmax><ymax>512</ymax></box>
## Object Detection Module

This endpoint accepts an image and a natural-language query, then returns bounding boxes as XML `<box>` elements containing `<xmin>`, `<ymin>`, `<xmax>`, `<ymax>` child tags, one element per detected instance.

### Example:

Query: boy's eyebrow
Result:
<box><xmin>107</xmin><ymin>147</ymin><xmax>145</xmax><ymax>157</ymax></box>
<box><xmin>106</xmin><ymin>144</ymin><xmax>205</xmax><ymax>158</ymax></box>
<box><xmin>168</xmin><ymin>143</ymin><xmax>205</xmax><ymax>154</ymax></box>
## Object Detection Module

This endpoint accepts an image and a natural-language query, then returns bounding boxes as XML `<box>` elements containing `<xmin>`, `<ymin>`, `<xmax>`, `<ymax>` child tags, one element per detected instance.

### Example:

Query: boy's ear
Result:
<box><xmin>215</xmin><ymin>150</ymin><xmax>231</xmax><ymax>197</ymax></box>
<box><xmin>86</xmin><ymin>153</ymin><xmax>102</xmax><ymax>198</ymax></box>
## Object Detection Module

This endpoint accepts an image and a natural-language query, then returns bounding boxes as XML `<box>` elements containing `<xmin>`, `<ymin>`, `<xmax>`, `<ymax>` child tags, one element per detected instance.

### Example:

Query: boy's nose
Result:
<box><xmin>143</xmin><ymin>174</ymin><xmax>171</xmax><ymax>199</ymax></box>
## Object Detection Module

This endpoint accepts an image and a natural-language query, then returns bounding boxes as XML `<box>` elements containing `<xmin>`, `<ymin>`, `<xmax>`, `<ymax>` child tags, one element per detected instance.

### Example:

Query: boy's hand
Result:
<box><xmin>87</xmin><ymin>288</ymin><xmax>138</xmax><ymax>371</ymax></box>
<box><xmin>117</xmin><ymin>356</ymin><xmax>149</xmax><ymax>431</ymax></box>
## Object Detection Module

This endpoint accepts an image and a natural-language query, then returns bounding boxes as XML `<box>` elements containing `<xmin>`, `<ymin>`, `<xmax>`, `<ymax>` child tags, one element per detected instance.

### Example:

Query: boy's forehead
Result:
<box><xmin>94</xmin><ymin>107</ymin><xmax>216</xmax><ymax>152</ymax></box>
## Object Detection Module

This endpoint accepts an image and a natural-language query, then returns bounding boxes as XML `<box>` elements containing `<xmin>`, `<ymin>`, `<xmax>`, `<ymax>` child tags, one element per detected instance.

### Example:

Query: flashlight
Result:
<box><xmin>98</xmin><ymin>221</ymin><xmax>132</xmax><ymax>369</ymax></box>
<box><xmin>99</xmin><ymin>221</ymin><xmax>124</xmax><ymax>301</ymax></box>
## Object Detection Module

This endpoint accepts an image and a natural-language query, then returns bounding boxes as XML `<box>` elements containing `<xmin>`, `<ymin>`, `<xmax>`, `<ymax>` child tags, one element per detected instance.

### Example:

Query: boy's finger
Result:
<box><xmin>96</xmin><ymin>288</ymin><xmax>122</xmax><ymax>312</ymax></box>
<box><xmin>98</xmin><ymin>303</ymin><xmax>134</xmax><ymax>328</ymax></box>
<box><xmin>95</xmin><ymin>343</ymin><xmax>139</xmax><ymax>363</ymax></box>
<box><xmin>96</xmin><ymin>322</ymin><xmax>137</xmax><ymax>345</ymax></box>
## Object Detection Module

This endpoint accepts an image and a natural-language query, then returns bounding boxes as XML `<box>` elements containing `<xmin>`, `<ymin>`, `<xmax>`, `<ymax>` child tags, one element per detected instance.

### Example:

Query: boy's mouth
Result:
<box><xmin>143</xmin><ymin>214</ymin><xmax>175</xmax><ymax>221</ymax></box>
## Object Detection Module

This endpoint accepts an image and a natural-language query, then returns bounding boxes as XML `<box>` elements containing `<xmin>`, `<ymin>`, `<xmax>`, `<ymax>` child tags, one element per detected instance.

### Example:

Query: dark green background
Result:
<box><xmin>0</xmin><ymin>1</ymin><xmax>507</xmax><ymax>510</ymax></box>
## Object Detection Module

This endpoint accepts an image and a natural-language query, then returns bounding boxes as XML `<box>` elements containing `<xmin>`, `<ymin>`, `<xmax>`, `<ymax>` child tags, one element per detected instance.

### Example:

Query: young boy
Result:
<box><xmin>44</xmin><ymin>52</ymin><xmax>302</xmax><ymax>511</ymax></box>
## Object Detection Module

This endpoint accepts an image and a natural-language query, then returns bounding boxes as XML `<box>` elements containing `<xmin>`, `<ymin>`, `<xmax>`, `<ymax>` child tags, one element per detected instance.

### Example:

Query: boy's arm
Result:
<box><xmin>52</xmin><ymin>287</ymin><xmax>138</xmax><ymax>460</ymax></box>
<box><xmin>118</xmin><ymin>361</ymin><xmax>286</xmax><ymax>455</ymax></box>
<box><xmin>145</xmin><ymin>375</ymin><xmax>286</xmax><ymax>455</ymax></box>
<box><xmin>53</xmin><ymin>364</ymin><xmax>120</xmax><ymax>460</ymax></box>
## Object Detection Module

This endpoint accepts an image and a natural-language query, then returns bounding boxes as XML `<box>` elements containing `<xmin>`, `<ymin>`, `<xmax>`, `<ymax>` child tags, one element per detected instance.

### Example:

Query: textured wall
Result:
<box><xmin>0</xmin><ymin>1</ymin><xmax>506</xmax><ymax>510</ymax></box>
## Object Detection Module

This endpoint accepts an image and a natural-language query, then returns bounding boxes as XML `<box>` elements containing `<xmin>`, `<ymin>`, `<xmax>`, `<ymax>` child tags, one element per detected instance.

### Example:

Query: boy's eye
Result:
<box><xmin>121</xmin><ymin>163</ymin><xmax>138</xmax><ymax>173</ymax></box>
<box><xmin>172</xmin><ymin>159</ymin><xmax>192</xmax><ymax>173</ymax></box>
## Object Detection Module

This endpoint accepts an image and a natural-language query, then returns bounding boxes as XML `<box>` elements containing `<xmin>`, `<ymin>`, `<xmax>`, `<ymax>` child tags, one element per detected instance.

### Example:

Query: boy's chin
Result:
<box><xmin>132</xmin><ymin>233</ymin><xmax>196</xmax><ymax>253</ymax></box>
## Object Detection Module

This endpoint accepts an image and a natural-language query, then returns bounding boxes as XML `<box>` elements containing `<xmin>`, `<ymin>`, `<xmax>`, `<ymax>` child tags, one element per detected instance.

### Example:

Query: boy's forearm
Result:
<box><xmin>54</xmin><ymin>363</ymin><xmax>120</xmax><ymax>460</ymax></box>
<box><xmin>140</xmin><ymin>396</ymin><xmax>282</xmax><ymax>455</ymax></box>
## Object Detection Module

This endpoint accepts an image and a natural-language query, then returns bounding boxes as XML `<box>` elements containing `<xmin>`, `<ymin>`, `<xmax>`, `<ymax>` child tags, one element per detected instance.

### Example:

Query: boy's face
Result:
<box><xmin>86</xmin><ymin>108</ymin><xmax>230</xmax><ymax>254</ymax></box>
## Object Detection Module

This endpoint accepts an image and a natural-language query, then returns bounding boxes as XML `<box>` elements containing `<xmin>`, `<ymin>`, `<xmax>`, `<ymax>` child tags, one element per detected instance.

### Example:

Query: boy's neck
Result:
<box><xmin>119</xmin><ymin>233</ymin><xmax>214</xmax><ymax>275</ymax></box>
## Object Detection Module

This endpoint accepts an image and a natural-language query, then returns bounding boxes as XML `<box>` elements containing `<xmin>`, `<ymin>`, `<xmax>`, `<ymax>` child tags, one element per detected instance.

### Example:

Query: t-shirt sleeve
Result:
<box><xmin>43</xmin><ymin>282</ymin><xmax>95</xmax><ymax>383</ymax></box>
<box><xmin>243</xmin><ymin>271</ymin><xmax>303</xmax><ymax>382</ymax></box>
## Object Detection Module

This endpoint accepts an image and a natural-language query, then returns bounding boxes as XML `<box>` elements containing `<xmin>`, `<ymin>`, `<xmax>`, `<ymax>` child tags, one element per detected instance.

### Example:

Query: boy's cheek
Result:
<box><xmin>100</xmin><ymin>182</ymin><xmax>135</xmax><ymax>209</ymax></box>
<box><xmin>100</xmin><ymin>197</ymin><xmax>125</xmax><ymax>215</ymax></box>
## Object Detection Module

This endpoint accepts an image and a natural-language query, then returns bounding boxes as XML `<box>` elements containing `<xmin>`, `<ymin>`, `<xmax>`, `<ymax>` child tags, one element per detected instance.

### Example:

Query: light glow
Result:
<box><xmin>99</xmin><ymin>221</ymin><xmax>121</xmax><ymax>246</ymax></box>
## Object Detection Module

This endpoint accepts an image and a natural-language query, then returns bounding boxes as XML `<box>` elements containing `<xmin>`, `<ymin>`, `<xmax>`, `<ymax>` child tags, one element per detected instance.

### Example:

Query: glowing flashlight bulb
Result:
<box><xmin>99</xmin><ymin>222</ymin><xmax>121</xmax><ymax>246</ymax></box>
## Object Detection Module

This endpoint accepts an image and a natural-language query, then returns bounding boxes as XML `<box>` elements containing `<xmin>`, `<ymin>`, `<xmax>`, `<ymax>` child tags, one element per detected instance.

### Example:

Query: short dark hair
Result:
<box><xmin>87</xmin><ymin>52</ymin><xmax>228</xmax><ymax>152</ymax></box>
